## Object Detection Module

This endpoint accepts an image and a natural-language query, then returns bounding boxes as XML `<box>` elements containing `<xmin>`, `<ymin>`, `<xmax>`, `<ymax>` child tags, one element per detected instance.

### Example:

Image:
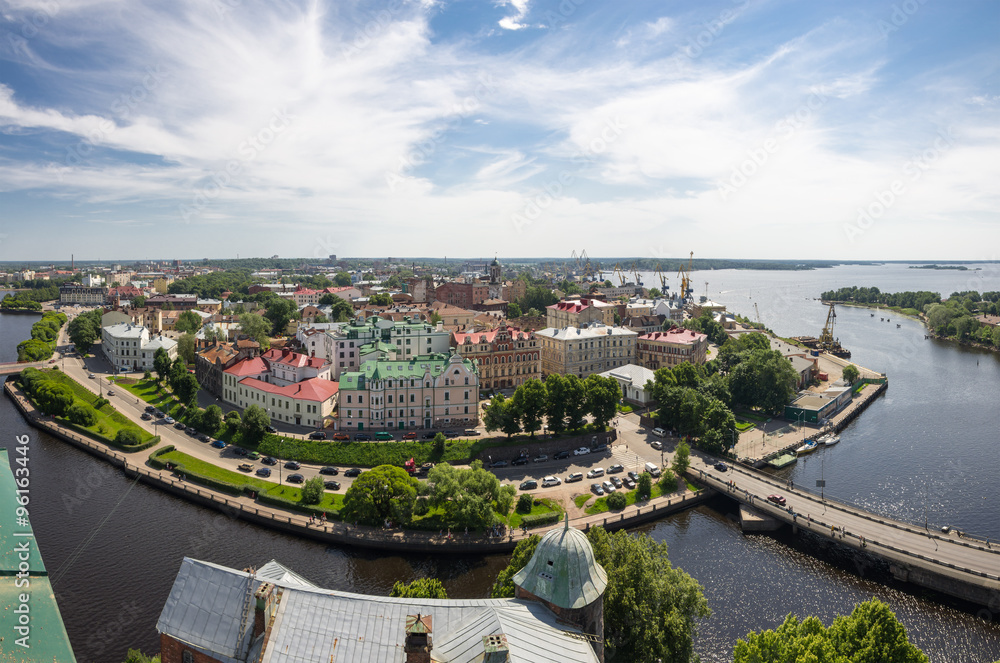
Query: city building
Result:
<box><xmin>156</xmin><ymin>520</ymin><xmax>605</xmax><ymax>662</ymax></box>
<box><xmin>146</xmin><ymin>294</ymin><xmax>199</xmax><ymax>310</ymax></box>
<box><xmin>621</xmin><ymin>314</ymin><xmax>666</xmax><ymax>335</ymax></box>
<box><xmin>195</xmin><ymin>341</ymin><xmax>260</xmax><ymax>398</ymax></box>
<box><xmin>101</xmin><ymin>323</ymin><xmax>178</xmax><ymax>372</ymax></box>
<box><xmin>325</xmin><ymin>316</ymin><xmax>451</xmax><ymax>379</ymax></box>
<box><xmin>536</xmin><ymin>323</ymin><xmax>637</xmax><ymax>378</ymax></box>
<box><xmin>598</xmin><ymin>364</ymin><xmax>657</xmax><ymax>406</ymax></box>
<box><xmin>593</xmin><ymin>283</ymin><xmax>643</xmax><ymax>299</ymax></box>
<box><xmin>339</xmin><ymin>352</ymin><xmax>479</xmax><ymax>431</ymax></box>
<box><xmin>81</xmin><ymin>273</ymin><xmax>104</xmax><ymax>287</ymax></box>
<box><xmin>452</xmin><ymin>326</ymin><xmax>541</xmax><ymax>391</ymax></box>
<box><xmin>427</xmin><ymin>302</ymin><xmax>478</xmax><ymax>330</ymax></box>
<box><xmin>0</xmin><ymin>449</ymin><xmax>78</xmax><ymax>663</ymax></box>
<box><xmin>546</xmin><ymin>298</ymin><xmax>616</xmax><ymax>329</ymax></box>
<box><xmin>260</xmin><ymin>347</ymin><xmax>331</xmax><ymax>386</ymax></box>
<box><xmin>636</xmin><ymin>328</ymin><xmax>708</xmax><ymax>370</ymax></box>
<box><xmin>231</xmin><ymin>375</ymin><xmax>338</xmax><ymax>428</ymax></box>
<box><xmin>434</xmin><ymin>280</ymin><xmax>489</xmax><ymax>310</ymax></box>
<box><xmin>59</xmin><ymin>282</ymin><xmax>107</xmax><ymax>305</ymax></box>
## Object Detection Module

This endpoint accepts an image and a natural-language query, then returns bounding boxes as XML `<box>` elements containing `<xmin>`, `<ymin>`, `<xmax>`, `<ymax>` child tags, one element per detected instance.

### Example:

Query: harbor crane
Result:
<box><xmin>653</xmin><ymin>263</ymin><xmax>669</xmax><ymax>292</ymax></box>
<box><xmin>613</xmin><ymin>262</ymin><xmax>628</xmax><ymax>287</ymax></box>
<box><xmin>676</xmin><ymin>251</ymin><xmax>694</xmax><ymax>299</ymax></box>
<box><xmin>630</xmin><ymin>261</ymin><xmax>643</xmax><ymax>286</ymax></box>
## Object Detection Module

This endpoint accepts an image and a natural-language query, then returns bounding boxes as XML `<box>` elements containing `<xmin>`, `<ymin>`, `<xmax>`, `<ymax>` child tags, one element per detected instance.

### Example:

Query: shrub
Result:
<box><xmin>93</xmin><ymin>397</ymin><xmax>110</xmax><ymax>410</ymax></box>
<box><xmin>520</xmin><ymin>512</ymin><xmax>562</xmax><ymax>528</ymax></box>
<box><xmin>115</xmin><ymin>429</ymin><xmax>142</xmax><ymax>446</ymax></box>
<box><xmin>516</xmin><ymin>493</ymin><xmax>534</xmax><ymax>514</ymax></box>
<box><xmin>414</xmin><ymin>497</ymin><xmax>430</xmax><ymax>516</ymax></box>
<box><xmin>301</xmin><ymin>476</ymin><xmax>324</xmax><ymax>505</ymax></box>
<box><xmin>636</xmin><ymin>473</ymin><xmax>652</xmax><ymax>501</ymax></box>
<box><xmin>66</xmin><ymin>402</ymin><xmax>98</xmax><ymax>427</ymax></box>
<box><xmin>607</xmin><ymin>491</ymin><xmax>627</xmax><ymax>510</ymax></box>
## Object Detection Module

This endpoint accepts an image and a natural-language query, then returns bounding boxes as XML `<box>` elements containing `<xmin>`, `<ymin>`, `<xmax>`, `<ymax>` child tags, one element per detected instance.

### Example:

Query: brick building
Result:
<box><xmin>452</xmin><ymin>327</ymin><xmax>541</xmax><ymax>391</ymax></box>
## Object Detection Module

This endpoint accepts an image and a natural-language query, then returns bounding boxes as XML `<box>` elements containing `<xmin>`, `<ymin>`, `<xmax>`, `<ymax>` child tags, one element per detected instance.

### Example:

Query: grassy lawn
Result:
<box><xmin>574</xmin><ymin>493</ymin><xmax>592</xmax><ymax>508</ymax></box>
<box><xmin>35</xmin><ymin>370</ymin><xmax>154</xmax><ymax>444</ymax></box>
<box><xmin>735</xmin><ymin>410</ymin><xmax>770</xmax><ymax>423</ymax></box>
<box><xmin>117</xmin><ymin>378</ymin><xmax>186</xmax><ymax>416</ymax></box>
<box><xmin>585</xmin><ymin>481</ymin><xmax>673</xmax><ymax>515</ymax></box>
<box><xmin>734</xmin><ymin>420</ymin><xmax>756</xmax><ymax>432</ymax></box>
<box><xmin>508</xmin><ymin>497</ymin><xmax>563</xmax><ymax>529</ymax></box>
<box><xmin>154</xmin><ymin>449</ymin><xmax>344</xmax><ymax>511</ymax></box>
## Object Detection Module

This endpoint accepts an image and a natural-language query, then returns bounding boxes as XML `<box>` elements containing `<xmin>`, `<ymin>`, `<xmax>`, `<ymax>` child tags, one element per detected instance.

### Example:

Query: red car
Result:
<box><xmin>332</xmin><ymin>432</ymin><xmax>350</xmax><ymax>441</ymax></box>
<box><xmin>767</xmin><ymin>494</ymin><xmax>787</xmax><ymax>506</ymax></box>
<box><xmin>402</xmin><ymin>432</ymin><xmax>417</xmax><ymax>440</ymax></box>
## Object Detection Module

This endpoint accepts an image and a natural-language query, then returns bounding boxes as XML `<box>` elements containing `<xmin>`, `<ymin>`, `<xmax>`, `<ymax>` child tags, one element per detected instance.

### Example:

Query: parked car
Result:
<box><xmin>319</xmin><ymin>466</ymin><xmax>339</xmax><ymax>476</ymax></box>
<box><xmin>490</xmin><ymin>460</ymin><xmax>509</xmax><ymax>469</ymax></box>
<box><xmin>284</xmin><ymin>461</ymin><xmax>301</xmax><ymax>470</ymax></box>
<box><xmin>622</xmin><ymin>477</ymin><xmax>636</xmax><ymax>490</ymax></box>
<box><xmin>372</xmin><ymin>431</ymin><xmax>393</xmax><ymax>440</ymax></box>
<box><xmin>324</xmin><ymin>480</ymin><xmax>341</xmax><ymax>491</ymax></box>
<box><xmin>261</xmin><ymin>456</ymin><xmax>277</xmax><ymax>465</ymax></box>
<box><xmin>511</xmin><ymin>456</ymin><xmax>529</xmax><ymax>466</ymax></box>
<box><xmin>173</xmin><ymin>422</ymin><xmax>185</xmax><ymax>430</ymax></box>
<box><xmin>265</xmin><ymin>426</ymin><xmax>277</xmax><ymax>434</ymax></box>
<box><xmin>144</xmin><ymin>405</ymin><xmax>155</xmax><ymax>413</ymax></box>
<box><xmin>286</xmin><ymin>474</ymin><xmax>304</xmax><ymax>484</ymax></box>
<box><xmin>332</xmin><ymin>432</ymin><xmax>350</xmax><ymax>441</ymax></box>
<box><xmin>651</xmin><ymin>440</ymin><xmax>663</xmax><ymax>450</ymax></box>
<box><xmin>541</xmin><ymin>476</ymin><xmax>561</xmax><ymax>487</ymax></box>
<box><xmin>308</xmin><ymin>431</ymin><xmax>327</xmax><ymax>440</ymax></box>
<box><xmin>88</xmin><ymin>373</ymin><xmax>95</xmax><ymax>379</ymax></box>
<box><xmin>627</xmin><ymin>471</ymin><xmax>640</xmax><ymax>482</ymax></box>
<box><xmin>464</xmin><ymin>429</ymin><xmax>481</xmax><ymax>436</ymax></box>
<box><xmin>519</xmin><ymin>479</ymin><xmax>538</xmax><ymax>490</ymax></box>
<box><xmin>198</xmin><ymin>434</ymin><xmax>211</xmax><ymax>443</ymax></box>
<box><xmin>344</xmin><ymin>468</ymin><xmax>362</xmax><ymax>477</ymax></box>
<box><xmin>141</xmin><ymin>412</ymin><xmax>152</xmax><ymax>421</ymax></box>
<box><xmin>607</xmin><ymin>464</ymin><xmax>623</xmax><ymax>474</ymax></box>
<box><xmin>354</xmin><ymin>433</ymin><xmax>371</xmax><ymax>441</ymax></box>
<box><xmin>164</xmin><ymin>416</ymin><xmax>175</xmax><ymax>424</ymax></box>
<box><xmin>715</xmin><ymin>462</ymin><xmax>729</xmax><ymax>472</ymax></box>
<box><xmin>443</xmin><ymin>430</ymin><xmax>459</xmax><ymax>438</ymax></box>
<box><xmin>232</xmin><ymin>447</ymin><xmax>248</xmax><ymax>457</ymax></box>
<box><xmin>402</xmin><ymin>432</ymin><xmax>417</xmax><ymax>440</ymax></box>
<box><xmin>422</xmin><ymin>432</ymin><xmax>437</xmax><ymax>439</ymax></box>
<box><xmin>591</xmin><ymin>483</ymin><xmax>605</xmax><ymax>496</ymax></box>
<box><xmin>652</xmin><ymin>427</ymin><xmax>667</xmax><ymax>437</ymax></box>
<box><xmin>154</xmin><ymin>410</ymin><xmax>164</xmax><ymax>418</ymax></box>
<box><xmin>532</xmin><ymin>454</ymin><xmax>548</xmax><ymax>463</ymax></box>
<box><xmin>554</xmin><ymin>450</ymin><xmax>570</xmax><ymax>460</ymax></box>
<box><xmin>767</xmin><ymin>494</ymin><xmax>786</xmax><ymax>506</ymax></box>
<box><xmin>247</xmin><ymin>451</ymin><xmax>260</xmax><ymax>459</ymax></box>
<box><xmin>591</xmin><ymin>444</ymin><xmax>608</xmax><ymax>453</ymax></box>
<box><xmin>255</xmin><ymin>467</ymin><xmax>272</xmax><ymax>477</ymax></box>
<box><xmin>602</xmin><ymin>480</ymin><xmax>616</xmax><ymax>493</ymax></box>
<box><xmin>610</xmin><ymin>476</ymin><xmax>623</xmax><ymax>489</ymax></box>
<box><xmin>237</xmin><ymin>463</ymin><xmax>254</xmax><ymax>473</ymax></box>
<box><xmin>186</xmin><ymin>426</ymin><xmax>197</xmax><ymax>435</ymax></box>
<box><xmin>587</xmin><ymin>467</ymin><xmax>605</xmax><ymax>479</ymax></box>
<box><xmin>573</xmin><ymin>447</ymin><xmax>590</xmax><ymax>456</ymax></box>
<box><xmin>210</xmin><ymin>440</ymin><xmax>226</xmax><ymax>449</ymax></box>
<box><xmin>565</xmin><ymin>472</ymin><xmax>583</xmax><ymax>483</ymax></box>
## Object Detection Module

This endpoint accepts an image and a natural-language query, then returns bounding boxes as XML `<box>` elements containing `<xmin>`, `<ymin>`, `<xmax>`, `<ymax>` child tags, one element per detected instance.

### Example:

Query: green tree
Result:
<box><xmin>16</xmin><ymin>339</ymin><xmax>52</xmax><ymax>362</ymax></box>
<box><xmin>516</xmin><ymin>493</ymin><xmax>534</xmax><ymax>514</ymax></box>
<box><xmin>564</xmin><ymin>374</ymin><xmax>589</xmax><ymax>431</ymax></box>
<box><xmin>342</xmin><ymin>465</ymin><xmax>419</xmax><ymax>525</ymax></box>
<box><xmin>153</xmin><ymin>347</ymin><xmax>172</xmax><ymax>386</ymax></box>
<box><xmin>427</xmin><ymin>461</ymin><xmax>503</xmax><ymax>530</ymax></box>
<box><xmin>224</xmin><ymin>409</ymin><xmax>241</xmax><ymax>429</ymax></box>
<box><xmin>672</xmin><ymin>441</ymin><xmax>691</xmax><ymax>477</ymax></box>
<box><xmin>35</xmin><ymin>382</ymin><xmax>74</xmax><ymax>416</ymax></box>
<box><xmin>264</xmin><ymin>298</ymin><xmax>298</xmax><ymax>336</ymax></box>
<box><xmin>587</xmin><ymin>527</ymin><xmax>710</xmax><ymax>662</ymax></box>
<box><xmin>507</xmin><ymin>301</ymin><xmax>523</xmax><ymax>318</ymax></box>
<box><xmin>389</xmin><ymin>578</ymin><xmax>448</xmax><ymax>599</ymax></box>
<box><xmin>301</xmin><ymin>476</ymin><xmax>324</xmax><ymax>504</ymax></box>
<box><xmin>174</xmin><ymin>373</ymin><xmax>200</xmax><ymax>407</ymax></box>
<box><xmin>585</xmin><ymin>374</ymin><xmax>621</xmax><ymax>429</ymax></box>
<box><xmin>317</xmin><ymin>295</ymin><xmax>354</xmax><ymax>322</ymax></box>
<box><xmin>115</xmin><ymin>429</ymin><xmax>141</xmax><ymax>446</ymax></box>
<box><xmin>733</xmin><ymin>598</ymin><xmax>928</xmax><ymax>663</ymax></box>
<box><xmin>636</xmin><ymin>472</ymin><xmax>652</xmax><ymax>501</ymax></box>
<box><xmin>334</xmin><ymin>272</ymin><xmax>352</xmax><ymax>286</ymax></box>
<box><xmin>606</xmin><ymin>490</ymin><xmax>627</xmax><ymax>510</ymax></box>
<box><xmin>200</xmin><ymin>404</ymin><xmax>223</xmax><ymax>434</ymax></box>
<box><xmin>368</xmin><ymin>293</ymin><xmax>394</xmax><ymax>307</ymax></box>
<box><xmin>67</xmin><ymin>314</ymin><xmax>100</xmax><ymax>353</ymax></box>
<box><xmin>490</xmin><ymin>534</ymin><xmax>541</xmax><ymax>598</ymax></box>
<box><xmin>842</xmin><ymin>364</ymin><xmax>860</xmax><ymax>384</ymax></box>
<box><xmin>543</xmin><ymin>374</ymin><xmax>568</xmax><ymax>435</ymax></box>
<box><xmin>175</xmin><ymin>310</ymin><xmax>203</xmax><ymax>334</ymax></box>
<box><xmin>177</xmin><ymin>333</ymin><xmax>197</xmax><ymax>364</ymax></box>
<box><xmin>169</xmin><ymin>357</ymin><xmax>187</xmax><ymax>389</ymax></box>
<box><xmin>121</xmin><ymin>648</ymin><xmax>160</xmax><ymax>663</ymax></box>
<box><xmin>66</xmin><ymin>402</ymin><xmax>98</xmax><ymax>427</ymax></box>
<box><xmin>648</xmin><ymin>287</ymin><xmax>662</xmax><ymax>298</ymax></box>
<box><xmin>511</xmin><ymin>379</ymin><xmax>547</xmax><ymax>436</ymax></box>
<box><xmin>729</xmin><ymin>349</ymin><xmax>798</xmax><ymax>414</ymax></box>
<box><xmin>240</xmin><ymin>404</ymin><xmax>270</xmax><ymax>442</ymax></box>
<box><xmin>238</xmin><ymin>312</ymin><xmax>271</xmax><ymax>350</ymax></box>
<box><xmin>483</xmin><ymin>394</ymin><xmax>520</xmax><ymax>437</ymax></box>
<box><xmin>132</xmin><ymin>295</ymin><xmax>146</xmax><ymax>308</ymax></box>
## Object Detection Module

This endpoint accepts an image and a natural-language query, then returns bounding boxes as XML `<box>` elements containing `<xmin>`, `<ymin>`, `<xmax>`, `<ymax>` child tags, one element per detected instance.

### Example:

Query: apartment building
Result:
<box><xmin>101</xmin><ymin>322</ymin><xmax>178</xmax><ymax>372</ymax></box>
<box><xmin>452</xmin><ymin>326</ymin><xmax>540</xmax><ymax>391</ymax></box>
<box><xmin>536</xmin><ymin>323</ymin><xmax>637</xmax><ymax>378</ymax></box>
<box><xmin>636</xmin><ymin>328</ymin><xmax>708</xmax><ymax>370</ymax></box>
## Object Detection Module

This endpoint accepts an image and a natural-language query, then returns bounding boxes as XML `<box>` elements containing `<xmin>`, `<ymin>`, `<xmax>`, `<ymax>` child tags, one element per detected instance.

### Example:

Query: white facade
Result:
<box><xmin>101</xmin><ymin>322</ymin><xmax>178</xmax><ymax>372</ymax></box>
<box><xmin>536</xmin><ymin>323</ymin><xmax>637</xmax><ymax>378</ymax></box>
<box><xmin>328</xmin><ymin>317</ymin><xmax>451</xmax><ymax>379</ymax></box>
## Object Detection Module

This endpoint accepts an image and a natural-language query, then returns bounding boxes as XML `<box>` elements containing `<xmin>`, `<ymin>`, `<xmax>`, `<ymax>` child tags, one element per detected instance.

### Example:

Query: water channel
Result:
<box><xmin>2</xmin><ymin>265</ymin><xmax>999</xmax><ymax>662</ymax></box>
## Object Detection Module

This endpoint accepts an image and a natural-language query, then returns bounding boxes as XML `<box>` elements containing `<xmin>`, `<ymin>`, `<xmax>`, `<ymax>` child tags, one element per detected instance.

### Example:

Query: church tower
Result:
<box><xmin>513</xmin><ymin>515</ymin><xmax>607</xmax><ymax>661</ymax></box>
<box><xmin>488</xmin><ymin>256</ymin><xmax>503</xmax><ymax>300</ymax></box>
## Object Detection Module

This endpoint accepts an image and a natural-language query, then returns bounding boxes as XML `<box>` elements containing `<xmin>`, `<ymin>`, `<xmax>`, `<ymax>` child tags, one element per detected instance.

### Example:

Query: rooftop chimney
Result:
<box><xmin>404</xmin><ymin>614</ymin><xmax>433</xmax><ymax>663</ymax></box>
<box><xmin>483</xmin><ymin>634</ymin><xmax>510</xmax><ymax>663</ymax></box>
<box><xmin>253</xmin><ymin>582</ymin><xmax>276</xmax><ymax>639</ymax></box>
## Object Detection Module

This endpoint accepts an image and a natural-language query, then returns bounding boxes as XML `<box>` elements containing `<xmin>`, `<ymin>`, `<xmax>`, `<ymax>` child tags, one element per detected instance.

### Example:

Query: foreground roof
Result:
<box><xmin>513</xmin><ymin>518</ymin><xmax>607</xmax><ymax>610</ymax></box>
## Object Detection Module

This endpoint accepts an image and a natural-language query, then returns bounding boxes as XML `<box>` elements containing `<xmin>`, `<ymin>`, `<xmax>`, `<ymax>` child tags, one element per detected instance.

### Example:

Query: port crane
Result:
<box><xmin>676</xmin><ymin>251</ymin><xmax>694</xmax><ymax>299</ymax></box>
<box><xmin>630</xmin><ymin>261</ymin><xmax>643</xmax><ymax>286</ymax></box>
<box><xmin>653</xmin><ymin>263</ymin><xmax>669</xmax><ymax>292</ymax></box>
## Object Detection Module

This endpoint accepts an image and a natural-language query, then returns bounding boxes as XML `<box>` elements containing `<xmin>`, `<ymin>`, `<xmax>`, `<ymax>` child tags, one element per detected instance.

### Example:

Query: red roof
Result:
<box><xmin>224</xmin><ymin>357</ymin><xmax>269</xmax><ymax>377</ymax></box>
<box><xmin>295</xmin><ymin>286</ymin><xmax>318</xmax><ymax>295</ymax></box>
<box><xmin>639</xmin><ymin>328</ymin><xmax>707</xmax><ymax>345</ymax></box>
<box><xmin>237</xmin><ymin>376</ymin><xmax>338</xmax><ymax>402</ymax></box>
<box><xmin>262</xmin><ymin>348</ymin><xmax>329</xmax><ymax>370</ymax></box>
<box><xmin>453</xmin><ymin>326</ymin><xmax>533</xmax><ymax>345</ymax></box>
<box><xmin>547</xmin><ymin>301</ymin><xmax>588</xmax><ymax>314</ymax></box>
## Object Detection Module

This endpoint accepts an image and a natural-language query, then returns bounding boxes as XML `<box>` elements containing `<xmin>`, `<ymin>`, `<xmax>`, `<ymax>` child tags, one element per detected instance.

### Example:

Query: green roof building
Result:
<box><xmin>0</xmin><ymin>447</ymin><xmax>77</xmax><ymax>662</ymax></box>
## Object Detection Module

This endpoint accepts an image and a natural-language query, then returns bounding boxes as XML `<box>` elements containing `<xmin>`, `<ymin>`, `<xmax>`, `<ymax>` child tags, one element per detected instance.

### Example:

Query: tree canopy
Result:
<box><xmin>733</xmin><ymin>598</ymin><xmax>928</xmax><ymax>663</ymax></box>
<box><xmin>238</xmin><ymin>312</ymin><xmax>272</xmax><ymax>349</ymax></box>
<box><xmin>175</xmin><ymin>310</ymin><xmax>203</xmax><ymax>334</ymax></box>
<box><xmin>240</xmin><ymin>404</ymin><xmax>270</xmax><ymax>442</ymax></box>
<box><xmin>390</xmin><ymin>578</ymin><xmax>448</xmax><ymax>599</ymax></box>
<box><xmin>342</xmin><ymin>465</ymin><xmax>420</xmax><ymax>526</ymax></box>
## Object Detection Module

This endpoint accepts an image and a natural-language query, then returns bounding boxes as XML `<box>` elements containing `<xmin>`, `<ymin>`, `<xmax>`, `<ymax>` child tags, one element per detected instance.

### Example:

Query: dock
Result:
<box><xmin>767</xmin><ymin>454</ymin><xmax>797</xmax><ymax>469</ymax></box>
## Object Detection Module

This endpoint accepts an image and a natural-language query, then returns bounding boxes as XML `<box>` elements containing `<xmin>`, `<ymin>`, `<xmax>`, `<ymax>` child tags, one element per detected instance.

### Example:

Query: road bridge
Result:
<box><xmin>0</xmin><ymin>361</ymin><xmax>49</xmax><ymax>375</ymax></box>
<box><xmin>692</xmin><ymin>460</ymin><xmax>1000</xmax><ymax>607</ymax></box>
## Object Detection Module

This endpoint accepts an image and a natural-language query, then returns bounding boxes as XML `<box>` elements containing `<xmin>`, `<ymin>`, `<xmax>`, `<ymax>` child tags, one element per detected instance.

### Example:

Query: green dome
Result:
<box><xmin>513</xmin><ymin>517</ymin><xmax>607</xmax><ymax>610</ymax></box>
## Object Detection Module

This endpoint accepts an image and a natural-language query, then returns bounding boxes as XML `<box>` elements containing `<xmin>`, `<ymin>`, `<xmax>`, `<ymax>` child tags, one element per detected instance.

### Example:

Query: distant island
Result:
<box><xmin>908</xmin><ymin>264</ymin><xmax>977</xmax><ymax>271</ymax></box>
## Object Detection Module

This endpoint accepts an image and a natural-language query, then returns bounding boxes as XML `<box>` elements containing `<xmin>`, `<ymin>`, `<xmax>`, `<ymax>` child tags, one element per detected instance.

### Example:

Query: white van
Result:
<box><xmin>652</xmin><ymin>427</ymin><xmax>666</xmax><ymax>437</ymax></box>
<box><xmin>644</xmin><ymin>462</ymin><xmax>662</xmax><ymax>478</ymax></box>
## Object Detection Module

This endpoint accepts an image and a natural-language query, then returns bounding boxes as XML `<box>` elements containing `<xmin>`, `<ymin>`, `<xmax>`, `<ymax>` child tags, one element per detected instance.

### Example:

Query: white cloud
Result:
<box><xmin>498</xmin><ymin>0</ymin><xmax>531</xmax><ymax>30</ymax></box>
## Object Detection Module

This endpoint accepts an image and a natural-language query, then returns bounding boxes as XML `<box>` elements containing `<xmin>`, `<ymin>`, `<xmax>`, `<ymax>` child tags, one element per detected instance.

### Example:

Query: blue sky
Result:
<box><xmin>0</xmin><ymin>0</ymin><xmax>998</xmax><ymax>261</ymax></box>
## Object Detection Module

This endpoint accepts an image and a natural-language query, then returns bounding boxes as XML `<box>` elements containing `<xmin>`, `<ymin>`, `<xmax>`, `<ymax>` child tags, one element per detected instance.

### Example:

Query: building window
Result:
<box><xmin>444</xmin><ymin>392</ymin><xmax>450</xmax><ymax>401</ymax></box>
<box><xmin>183</xmin><ymin>652</ymin><xmax>194</xmax><ymax>663</ymax></box>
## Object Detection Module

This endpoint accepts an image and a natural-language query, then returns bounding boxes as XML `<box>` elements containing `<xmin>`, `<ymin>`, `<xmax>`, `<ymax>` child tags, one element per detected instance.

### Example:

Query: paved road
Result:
<box><xmin>693</xmin><ymin>457</ymin><xmax>1000</xmax><ymax>587</ymax></box>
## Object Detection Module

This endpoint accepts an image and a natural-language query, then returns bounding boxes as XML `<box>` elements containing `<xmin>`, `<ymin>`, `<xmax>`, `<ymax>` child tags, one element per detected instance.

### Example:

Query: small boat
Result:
<box><xmin>880</xmin><ymin>317</ymin><xmax>884</xmax><ymax>321</ymax></box>
<box><xmin>870</xmin><ymin>313</ymin><xmax>874</xmax><ymax>317</ymax></box>
<box><xmin>896</xmin><ymin>324</ymin><xmax>901</xmax><ymax>328</ymax></box>
<box><xmin>823</xmin><ymin>434</ymin><xmax>840</xmax><ymax>446</ymax></box>
<box><xmin>796</xmin><ymin>440</ymin><xmax>819</xmax><ymax>455</ymax></box>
